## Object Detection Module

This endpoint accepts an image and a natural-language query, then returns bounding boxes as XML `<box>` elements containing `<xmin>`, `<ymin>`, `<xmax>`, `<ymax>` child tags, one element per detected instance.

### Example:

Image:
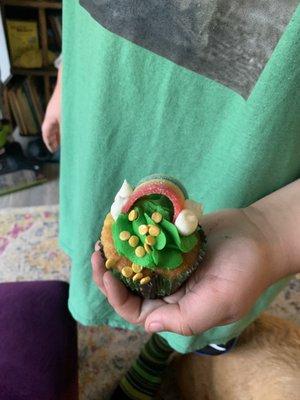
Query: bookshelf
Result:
<box><xmin>1</xmin><ymin>0</ymin><xmax>61</xmax><ymax>9</ymax></box>
<box><xmin>0</xmin><ymin>0</ymin><xmax>61</xmax><ymax>135</ymax></box>
<box><xmin>11</xmin><ymin>66</ymin><xmax>57</xmax><ymax>76</ymax></box>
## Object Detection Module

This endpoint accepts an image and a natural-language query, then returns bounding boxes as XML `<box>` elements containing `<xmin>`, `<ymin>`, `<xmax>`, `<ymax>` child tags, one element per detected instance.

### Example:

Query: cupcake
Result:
<box><xmin>98</xmin><ymin>175</ymin><xmax>206</xmax><ymax>299</ymax></box>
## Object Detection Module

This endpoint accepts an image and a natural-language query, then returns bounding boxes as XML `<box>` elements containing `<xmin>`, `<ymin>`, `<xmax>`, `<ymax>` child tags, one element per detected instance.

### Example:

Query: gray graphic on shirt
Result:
<box><xmin>79</xmin><ymin>0</ymin><xmax>298</xmax><ymax>98</ymax></box>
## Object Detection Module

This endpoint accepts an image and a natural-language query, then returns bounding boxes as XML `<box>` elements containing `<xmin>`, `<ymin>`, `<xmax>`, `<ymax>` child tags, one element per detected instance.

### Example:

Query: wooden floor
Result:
<box><xmin>0</xmin><ymin>164</ymin><xmax>59</xmax><ymax>208</ymax></box>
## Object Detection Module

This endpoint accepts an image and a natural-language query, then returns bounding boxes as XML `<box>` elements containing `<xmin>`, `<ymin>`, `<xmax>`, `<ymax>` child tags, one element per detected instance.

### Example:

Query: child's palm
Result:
<box><xmin>92</xmin><ymin>208</ymin><xmax>276</xmax><ymax>335</ymax></box>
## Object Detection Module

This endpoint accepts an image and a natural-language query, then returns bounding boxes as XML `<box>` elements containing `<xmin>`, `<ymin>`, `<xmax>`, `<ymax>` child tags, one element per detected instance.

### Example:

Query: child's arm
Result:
<box><xmin>92</xmin><ymin>179</ymin><xmax>300</xmax><ymax>335</ymax></box>
<box><xmin>42</xmin><ymin>65</ymin><xmax>62</xmax><ymax>153</ymax></box>
<box><xmin>245</xmin><ymin>179</ymin><xmax>300</xmax><ymax>279</ymax></box>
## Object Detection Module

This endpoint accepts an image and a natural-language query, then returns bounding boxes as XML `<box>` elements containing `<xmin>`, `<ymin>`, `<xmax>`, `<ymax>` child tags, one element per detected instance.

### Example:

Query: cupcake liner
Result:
<box><xmin>99</xmin><ymin>228</ymin><xmax>206</xmax><ymax>299</ymax></box>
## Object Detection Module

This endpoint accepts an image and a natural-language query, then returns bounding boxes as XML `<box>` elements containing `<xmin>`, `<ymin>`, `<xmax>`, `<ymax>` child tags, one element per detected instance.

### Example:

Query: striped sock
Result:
<box><xmin>111</xmin><ymin>334</ymin><xmax>174</xmax><ymax>400</ymax></box>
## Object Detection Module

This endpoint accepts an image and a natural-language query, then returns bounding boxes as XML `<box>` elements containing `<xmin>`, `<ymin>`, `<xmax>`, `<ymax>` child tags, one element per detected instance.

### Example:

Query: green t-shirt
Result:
<box><xmin>60</xmin><ymin>1</ymin><xmax>300</xmax><ymax>353</ymax></box>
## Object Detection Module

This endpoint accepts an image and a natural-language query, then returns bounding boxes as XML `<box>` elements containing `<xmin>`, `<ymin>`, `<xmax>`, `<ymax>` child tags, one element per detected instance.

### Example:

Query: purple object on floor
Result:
<box><xmin>0</xmin><ymin>281</ymin><xmax>78</xmax><ymax>400</ymax></box>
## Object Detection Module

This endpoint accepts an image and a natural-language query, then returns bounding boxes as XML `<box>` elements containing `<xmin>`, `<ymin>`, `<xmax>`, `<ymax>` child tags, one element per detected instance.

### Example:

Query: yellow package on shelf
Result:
<box><xmin>6</xmin><ymin>19</ymin><xmax>39</xmax><ymax>66</ymax></box>
<box><xmin>14</xmin><ymin>49</ymin><xmax>57</xmax><ymax>68</ymax></box>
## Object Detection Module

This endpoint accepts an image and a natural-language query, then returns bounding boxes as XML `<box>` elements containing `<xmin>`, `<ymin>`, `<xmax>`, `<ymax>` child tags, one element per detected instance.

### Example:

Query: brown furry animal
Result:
<box><xmin>172</xmin><ymin>314</ymin><xmax>300</xmax><ymax>400</ymax></box>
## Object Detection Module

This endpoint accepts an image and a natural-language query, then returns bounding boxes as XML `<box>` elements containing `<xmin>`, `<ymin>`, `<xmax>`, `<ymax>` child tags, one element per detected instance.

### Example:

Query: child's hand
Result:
<box><xmin>42</xmin><ymin>67</ymin><xmax>61</xmax><ymax>153</ymax></box>
<box><xmin>91</xmin><ymin>207</ymin><xmax>286</xmax><ymax>335</ymax></box>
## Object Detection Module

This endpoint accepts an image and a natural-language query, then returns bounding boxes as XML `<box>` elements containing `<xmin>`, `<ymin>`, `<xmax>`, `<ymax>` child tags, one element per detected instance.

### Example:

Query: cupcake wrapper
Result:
<box><xmin>99</xmin><ymin>228</ymin><xmax>206</xmax><ymax>299</ymax></box>
<box><xmin>111</xmin><ymin>246</ymin><xmax>205</xmax><ymax>299</ymax></box>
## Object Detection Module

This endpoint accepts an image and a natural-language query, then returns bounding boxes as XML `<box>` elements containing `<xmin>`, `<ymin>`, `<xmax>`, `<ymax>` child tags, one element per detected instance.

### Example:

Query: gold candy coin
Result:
<box><xmin>121</xmin><ymin>266</ymin><xmax>134</xmax><ymax>278</ymax></box>
<box><xmin>140</xmin><ymin>276</ymin><xmax>151</xmax><ymax>285</ymax></box>
<box><xmin>128</xmin><ymin>235</ymin><xmax>139</xmax><ymax>247</ymax></box>
<box><xmin>149</xmin><ymin>225</ymin><xmax>160</xmax><ymax>237</ymax></box>
<box><xmin>132</xmin><ymin>263</ymin><xmax>143</xmax><ymax>273</ymax></box>
<box><xmin>138</xmin><ymin>224</ymin><xmax>148</xmax><ymax>235</ymax></box>
<box><xmin>119</xmin><ymin>231</ymin><xmax>131</xmax><ymax>241</ymax></box>
<box><xmin>144</xmin><ymin>243</ymin><xmax>151</xmax><ymax>254</ymax></box>
<box><xmin>151</xmin><ymin>212</ymin><xmax>162</xmax><ymax>223</ymax></box>
<box><xmin>132</xmin><ymin>272</ymin><xmax>143</xmax><ymax>282</ymax></box>
<box><xmin>135</xmin><ymin>246</ymin><xmax>146</xmax><ymax>257</ymax></box>
<box><xmin>128</xmin><ymin>210</ymin><xmax>138</xmax><ymax>221</ymax></box>
<box><xmin>145</xmin><ymin>235</ymin><xmax>156</xmax><ymax>246</ymax></box>
<box><xmin>105</xmin><ymin>258</ymin><xmax>116</xmax><ymax>269</ymax></box>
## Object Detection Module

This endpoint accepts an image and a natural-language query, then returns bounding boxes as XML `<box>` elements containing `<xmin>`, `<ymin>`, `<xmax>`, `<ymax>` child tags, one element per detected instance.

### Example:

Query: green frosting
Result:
<box><xmin>112</xmin><ymin>195</ymin><xmax>198</xmax><ymax>270</ymax></box>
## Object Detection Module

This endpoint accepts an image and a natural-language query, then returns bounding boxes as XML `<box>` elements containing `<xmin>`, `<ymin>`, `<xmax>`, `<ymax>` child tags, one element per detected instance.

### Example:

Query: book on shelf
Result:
<box><xmin>16</xmin><ymin>84</ymin><xmax>38</xmax><ymax>134</ymax></box>
<box><xmin>6</xmin><ymin>17</ymin><xmax>57</xmax><ymax>68</ymax></box>
<box><xmin>7</xmin><ymin>78</ymin><xmax>45</xmax><ymax>136</ymax></box>
<box><xmin>8</xmin><ymin>88</ymin><xmax>28</xmax><ymax>134</ymax></box>
<box><xmin>6</xmin><ymin>19</ymin><xmax>39</xmax><ymax>66</ymax></box>
<box><xmin>25</xmin><ymin>77</ymin><xmax>45</xmax><ymax>125</ymax></box>
<box><xmin>22</xmin><ymin>79</ymin><xmax>41</xmax><ymax>128</ymax></box>
<box><xmin>7</xmin><ymin>89</ymin><xmax>26</xmax><ymax>134</ymax></box>
<box><xmin>48</xmin><ymin>13</ymin><xmax>62</xmax><ymax>50</ymax></box>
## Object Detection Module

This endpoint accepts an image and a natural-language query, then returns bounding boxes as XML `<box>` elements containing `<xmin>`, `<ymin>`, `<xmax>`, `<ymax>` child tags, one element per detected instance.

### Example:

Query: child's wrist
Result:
<box><xmin>243</xmin><ymin>204</ymin><xmax>292</xmax><ymax>282</ymax></box>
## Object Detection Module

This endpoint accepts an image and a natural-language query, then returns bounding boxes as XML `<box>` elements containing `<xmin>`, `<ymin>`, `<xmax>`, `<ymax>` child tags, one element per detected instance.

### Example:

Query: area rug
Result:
<box><xmin>0</xmin><ymin>205</ymin><xmax>148</xmax><ymax>400</ymax></box>
<box><xmin>0</xmin><ymin>205</ymin><xmax>299</xmax><ymax>400</ymax></box>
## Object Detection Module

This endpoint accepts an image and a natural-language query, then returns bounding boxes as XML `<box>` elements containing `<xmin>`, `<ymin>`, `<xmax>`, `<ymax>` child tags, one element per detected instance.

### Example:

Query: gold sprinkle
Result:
<box><xmin>128</xmin><ymin>210</ymin><xmax>138</xmax><ymax>221</ymax></box>
<box><xmin>151</xmin><ymin>212</ymin><xmax>162</xmax><ymax>223</ymax></box>
<box><xmin>140</xmin><ymin>276</ymin><xmax>151</xmax><ymax>285</ymax></box>
<box><xmin>105</xmin><ymin>258</ymin><xmax>116</xmax><ymax>269</ymax></box>
<box><xmin>94</xmin><ymin>240</ymin><xmax>101</xmax><ymax>251</ymax></box>
<box><xmin>145</xmin><ymin>235</ymin><xmax>156</xmax><ymax>246</ymax></box>
<box><xmin>121</xmin><ymin>266</ymin><xmax>134</xmax><ymax>278</ymax></box>
<box><xmin>119</xmin><ymin>231</ymin><xmax>131</xmax><ymax>241</ymax></box>
<box><xmin>135</xmin><ymin>246</ymin><xmax>146</xmax><ymax>257</ymax></box>
<box><xmin>133</xmin><ymin>272</ymin><xmax>143</xmax><ymax>282</ymax></box>
<box><xmin>149</xmin><ymin>225</ymin><xmax>160</xmax><ymax>237</ymax></box>
<box><xmin>144</xmin><ymin>243</ymin><xmax>151</xmax><ymax>254</ymax></box>
<box><xmin>128</xmin><ymin>235</ymin><xmax>139</xmax><ymax>247</ymax></box>
<box><xmin>138</xmin><ymin>224</ymin><xmax>148</xmax><ymax>235</ymax></box>
<box><xmin>132</xmin><ymin>263</ymin><xmax>143</xmax><ymax>273</ymax></box>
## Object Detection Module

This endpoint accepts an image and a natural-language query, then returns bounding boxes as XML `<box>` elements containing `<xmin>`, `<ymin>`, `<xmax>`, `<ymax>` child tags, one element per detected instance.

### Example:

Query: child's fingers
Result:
<box><xmin>102</xmin><ymin>273</ymin><xmax>165</xmax><ymax>326</ymax></box>
<box><xmin>103</xmin><ymin>272</ymin><xmax>142</xmax><ymax>324</ymax></box>
<box><xmin>91</xmin><ymin>251</ymin><xmax>106</xmax><ymax>295</ymax></box>
<box><xmin>91</xmin><ymin>245</ymin><xmax>171</xmax><ymax>327</ymax></box>
<box><xmin>144</xmin><ymin>303</ymin><xmax>188</xmax><ymax>334</ymax></box>
<box><xmin>145</xmin><ymin>280</ymin><xmax>232</xmax><ymax>336</ymax></box>
<box><xmin>42</xmin><ymin>119</ymin><xmax>60</xmax><ymax>153</ymax></box>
